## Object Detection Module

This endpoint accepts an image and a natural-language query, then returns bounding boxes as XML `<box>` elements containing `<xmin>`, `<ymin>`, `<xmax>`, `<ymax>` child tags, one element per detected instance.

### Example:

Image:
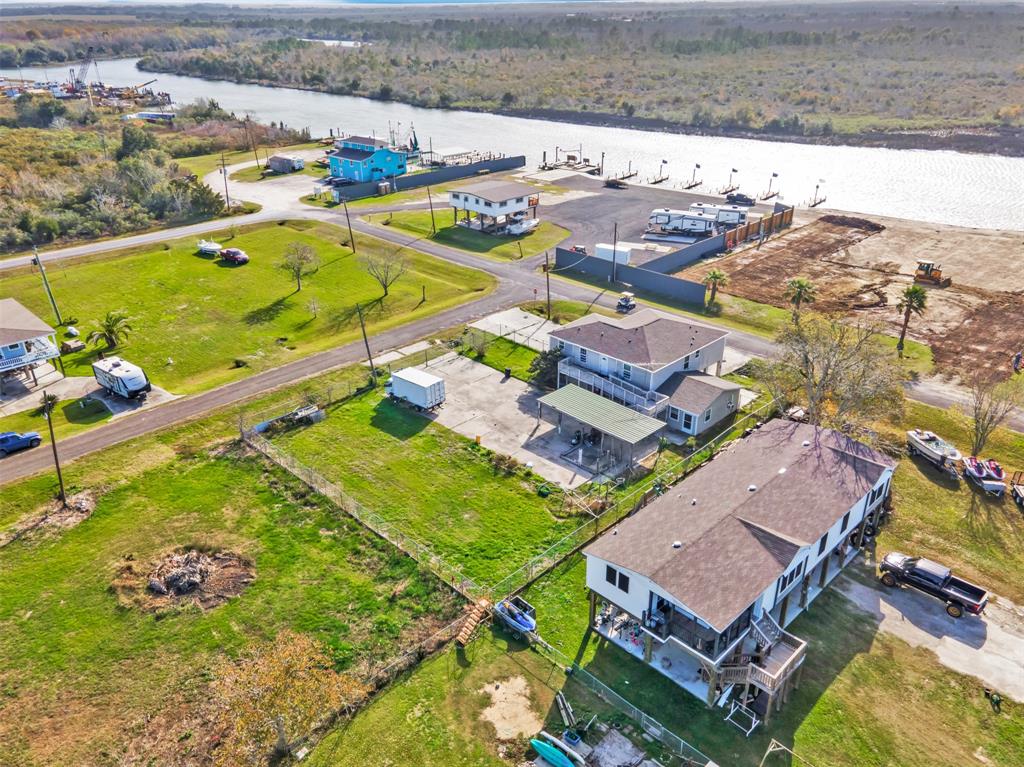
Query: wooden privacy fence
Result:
<box><xmin>725</xmin><ymin>206</ymin><xmax>794</xmax><ymax>249</ymax></box>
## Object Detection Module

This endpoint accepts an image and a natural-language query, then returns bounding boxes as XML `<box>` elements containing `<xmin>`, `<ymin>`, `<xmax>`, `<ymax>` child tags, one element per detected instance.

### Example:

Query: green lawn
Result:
<box><xmin>174</xmin><ymin>141</ymin><xmax>321</xmax><ymax>178</ymax></box>
<box><xmin>521</xmin><ymin>555</ymin><xmax>1024</xmax><ymax>767</ymax></box>
<box><xmin>230</xmin><ymin>161</ymin><xmax>329</xmax><ymax>183</ymax></box>
<box><xmin>0</xmin><ymin>397</ymin><xmax>111</xmax><ymax>445</ymax></box>
<box><xmin>463</xmin><ymin>334</ymin><xmax>539</xmax><ymax>383</ymax></box>
<box><xmin>373</xmin><ymin>210</ymin><xmax>569</xmax><ymax>261</ymax></box>
<box><xmin>2</xmin><ymin>221</ymin><xmax>493</xmax><ymax>394</ymax></box>
<box><xmin>874</xmin><ymin>401</ymin><xmax>1024</xmax><ymax>602</ymax></box>
<box><xmin>519</xmin><ymin>299</ymin><xmax>614</xmax><ymax>325</ymax></box>
<box><xmin>269</xmin><ymin>389</ymin><xmax>575</xmax><ymax>586</ymax></box>
<box><xmin>0</xmin><ymin>448</ymin><xmax>459</xmax><ymax>766</ymax></box>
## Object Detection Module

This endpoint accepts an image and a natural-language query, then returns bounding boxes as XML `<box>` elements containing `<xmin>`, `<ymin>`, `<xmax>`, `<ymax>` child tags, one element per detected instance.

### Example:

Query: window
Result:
<box><xmin>682</xmin><ymin>413</ymin><xmax>694</xmax><ymax>430</ymax></box>
<box><xmin>727</xmin><ymin>397</ymin><xmax>735</xmax><ymax>411</ymax></box>
<box><xmin>484</xmin><ymin>201</ymin><xmax>493</xmax><ymax>208</ymax></box>
<box><xmin>817</xmin><ymin>532</ymin><xmax>828</xmax><ymax>555</ymax></box>
<box><xmin>515</xmin><ymin>196</ymin><xmax>524</xmax><ymax>203</ymax></box>
<box><xmin>840</xmin><ymin>511</ymin><xmax>851</xmax><ymax>533</ymax></box>
<box><xmin>622</xmin><ymin>363</ymin><xmax>632</xmax><ymax>381</ymax></box>
<box><xmin>6</xmin><ymin>344</ymin><xmax>19</xmax><ymax>351</ymax></box>
<box><xmin>617</xmin><ymin>572</ymin><xmax>630</xmax><ymax>593</ymax></box>
<box><xmin>606</xmin><ymin>565</ymin><xmax>617</xmax><ymax>585</ymax></box>
<box><xmin>557</xmin><ymin>340</ymin><xmax>565</xmax><ymax>351</ymax></box>
<box><xmin>703</xmin><ymin>407</ymin><xmax>712</xmax><ymax>422</ymax></box>
<box><xmin>579</xmin><ymin>348</ymin><xmax>588</xmax><ymax>363</ymax></box>
<box><xmin>694</xmin><ymin>349</ymin><xmax>701</xmax><ymax>359</ymax></box>
<box><xmin>669</xmin><ymin>406</ymin><xmax>681</xmax><ymax>421</ymax></box>
<box><xmin>683</xmin><ymin>354</ymin><xmax>690</xmax><ymax>369</ymax></box>
<box><xmin>604</xmin><ymin>565</ymin><xmax>629</xmax><ymax>593</ymax></box>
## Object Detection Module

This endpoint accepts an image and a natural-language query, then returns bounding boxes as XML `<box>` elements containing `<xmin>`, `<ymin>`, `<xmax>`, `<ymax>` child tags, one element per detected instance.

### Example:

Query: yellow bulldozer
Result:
<box><xmin>914</xmin><ymin>260</ymin><xmax>952</xmax><ymax>287</ymax></box>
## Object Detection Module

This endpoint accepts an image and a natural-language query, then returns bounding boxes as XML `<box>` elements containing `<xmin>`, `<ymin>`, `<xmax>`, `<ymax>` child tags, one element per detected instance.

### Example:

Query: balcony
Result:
<box><xmin>719</xmin><ymin>613</ymin><xmax>806</xmax><ymax>694</ymax></box>
<box><xmin>0</xmin><ymin>338</ymin><xmax>60</xmax><ymax>372</ymax></box>
<box><xmin>558</xmin><ymin>358</ymin><xmax>667</xmax><ymax>417</ymax></box>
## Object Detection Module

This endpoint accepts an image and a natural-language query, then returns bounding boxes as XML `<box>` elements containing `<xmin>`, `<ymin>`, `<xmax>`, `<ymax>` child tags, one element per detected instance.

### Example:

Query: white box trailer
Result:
<box><xmin>593</xmin><ymin>242</ymin><xmax>632</xmax><ymax>265</ymax></box>
<box><xmin>386</xmin><ymin>367</ymin><xmax>445</xmax><ymax>410</ymax></box>
<box><xmin>92</xmin><ymin>356</ymin><xmax>152</xmax><ymax>399</ymax></box>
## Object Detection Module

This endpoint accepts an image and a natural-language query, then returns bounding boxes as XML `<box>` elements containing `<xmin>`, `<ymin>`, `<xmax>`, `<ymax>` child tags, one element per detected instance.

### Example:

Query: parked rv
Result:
<box><xmin>92</xmin><ymin>356</ymin><xmax>152</xmax><ymax>400</ymax></box>
<box><xmin>386</xmin><ymin>367</ymin><xmax>445</xmax><ymax>411</ymax></box>
<box><xmin>646</xmin><ymin>208</ymin><xmax>716</xmax><ymax>237</ymax></box>
<box><xmin>879</xmin><ymin>552</ymin><xmax>988</xmax><ymax>618</ymax></box>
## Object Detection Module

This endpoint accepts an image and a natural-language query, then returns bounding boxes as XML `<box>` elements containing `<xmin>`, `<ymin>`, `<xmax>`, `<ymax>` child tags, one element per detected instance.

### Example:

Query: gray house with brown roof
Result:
<box><xmin>548</xmin><ymin>309</ymin><xmax>740</xmax><ymax>436</ymax></box>
<box><xmin>1</xmin><ymin>298</ymin><xmax>61</xmax><ymax>393</ymax></box>
<box><xmin>583</xmin><ymin>420</ymin><xmax>895</xmax><ymax>727</ymax></box>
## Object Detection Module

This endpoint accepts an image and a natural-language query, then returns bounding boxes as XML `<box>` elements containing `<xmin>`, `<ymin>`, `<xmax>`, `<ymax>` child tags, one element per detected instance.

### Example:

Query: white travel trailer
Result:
<box><xmin>92</xmin><ymin>356</ymin><xmax>152</xmax><ymax>399</ymax></box>
<box><xmin>689</xmin><ymin>202</ymin><xmax>749</xmax><ymax>226</ymax></box>
<box><xmin>647</xmin><ymin>208</ymin><xmax>717</xmax><ymax>236</ymax></box>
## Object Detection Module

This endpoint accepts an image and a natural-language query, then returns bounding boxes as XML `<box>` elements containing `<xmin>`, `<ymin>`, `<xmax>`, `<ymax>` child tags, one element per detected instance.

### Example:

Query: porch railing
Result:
<box><xmin>557</xmin><ymin>358</ymin><xmax>668</xmax><ymax>417</ymax></box>
<box><xmin>0</xmin><ymin>339</ymin><xmax>60</xmax><ymax>372</ymax></box>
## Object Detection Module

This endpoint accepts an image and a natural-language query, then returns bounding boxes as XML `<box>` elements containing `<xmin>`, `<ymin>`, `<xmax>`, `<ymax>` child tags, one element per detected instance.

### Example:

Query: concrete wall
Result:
<box><xmin>554</xmin><ymin>247</ymin><xmax>707</xmax><ymax>306</ymax></box>
<box><xmin>332</xmin><ymin>155</ymin><xmax>526</xmax><ymax>202</ymax></box>
<box><xmin>642</xmin><ymin>234</ymin><xmax>727</xmax><ymax>274</ymax></box>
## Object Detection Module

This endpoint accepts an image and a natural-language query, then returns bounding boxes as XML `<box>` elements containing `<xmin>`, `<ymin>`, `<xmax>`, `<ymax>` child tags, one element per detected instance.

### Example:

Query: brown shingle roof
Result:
<box><xmin>0</xmin><ymin>298</ymin><xmax>54</xmax><ymax>345</ymax></box>
<box><xmin>549</xmin><ymin>309</ymin><xmax>727</xmax><ymax>370</ymax></box>
<box><xmin>584</xmin><ymin>420</ymin><xmax>895</xmax><ymax>630</ymax></box>
<box><xmin>658</xmin><ymin>373</ymin><xmax>740</xmax><ymax>414</ymax></box>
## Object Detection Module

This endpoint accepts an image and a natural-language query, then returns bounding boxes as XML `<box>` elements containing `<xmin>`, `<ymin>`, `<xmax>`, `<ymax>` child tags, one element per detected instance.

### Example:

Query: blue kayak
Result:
<box><xmin>497</xmin><ymin>599</ymin><xmax>537</xmax><ymax>633</ymax></box>
<box><xmin>530</xmin><ymin>738</ymin><xmax>574</xmax><ymax>767</ymax></box>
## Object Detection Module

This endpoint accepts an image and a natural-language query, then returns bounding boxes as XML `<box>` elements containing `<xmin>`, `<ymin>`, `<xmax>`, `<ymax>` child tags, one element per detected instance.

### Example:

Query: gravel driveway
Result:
<box><xmin>836</xmin><ymin>570</ymin><xmax>1024</xmax><ymax>701</ymax></box>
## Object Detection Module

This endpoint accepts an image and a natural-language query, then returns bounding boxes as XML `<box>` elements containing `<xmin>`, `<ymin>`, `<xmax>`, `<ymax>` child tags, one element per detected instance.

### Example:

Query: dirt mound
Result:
<box><xmin>478</xmin><ymin>676</ymin><xmax>543</xmax><ymax>740</ymax></box>
<box><xmin>819</xmin><ymin>214</ymin><xmax>885</xmax><ymax>233</ymax></box>
<box><xmin>0</xmin><ymin>491</ymin><xmax>97</xmax><ymax>547</ymax></box>
<box><xmin>113</xmin><ymin>548</ymin><xmax>254</xmax><ymax>612</ymax></box>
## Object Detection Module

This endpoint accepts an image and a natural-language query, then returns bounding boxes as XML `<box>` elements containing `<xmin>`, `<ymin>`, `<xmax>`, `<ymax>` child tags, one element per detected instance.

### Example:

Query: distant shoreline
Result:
<box><xmin>135</xmin><ymin>61</ymin><xmax>1024</xmax><ymax>158</ymax></box>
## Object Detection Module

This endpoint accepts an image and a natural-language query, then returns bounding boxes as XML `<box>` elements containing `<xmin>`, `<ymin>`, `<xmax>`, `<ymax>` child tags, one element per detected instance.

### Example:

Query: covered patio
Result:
<box><xmin>536</xmin><ymin>384</ymin><xmax>665</xmax><ymax>476</ymax></box>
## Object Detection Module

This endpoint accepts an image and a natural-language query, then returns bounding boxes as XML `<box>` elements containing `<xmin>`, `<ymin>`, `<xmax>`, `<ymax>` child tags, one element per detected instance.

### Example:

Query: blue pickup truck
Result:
<box><xmin>0</xmin><ymin>430</ymin><xmax>42</xmax><ymax>457</ymax></box>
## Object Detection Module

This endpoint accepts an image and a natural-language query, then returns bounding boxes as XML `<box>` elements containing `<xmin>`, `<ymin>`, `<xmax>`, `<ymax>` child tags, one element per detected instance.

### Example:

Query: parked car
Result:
<box><xmin>0</xmin><ymin>430</ymin><xmax>42</xmax><ymax>457</ymax></box>
<box><xmin>879</xmin><ymin>552</ymin><xmax>988</xmax><ymax>618</ymax></box>
<box><xmin>219</xmin><ymin>248</ymin><xmax>250</xmax><ymax>265</ymax></box>
<box><xmin>726</xmin><ymin>192</ymin><xmax>756</xmax><ymax>206</ymax></box>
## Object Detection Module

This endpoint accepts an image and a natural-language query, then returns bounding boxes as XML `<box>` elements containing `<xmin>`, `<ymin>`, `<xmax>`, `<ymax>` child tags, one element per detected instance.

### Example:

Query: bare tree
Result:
<box><xmin>359</xmin><ymin>250</ymin><xmax>408</xmax><ymax>297</ymax></box>
<box><xmin>280</xmin><ymin>242</ymin><xmax>319</xmax><ymax>291</ymax></box>
<box><xmin>753</xmin><ymin>313</ymin><xmax>905</xmax><ymax>431</ymax></box>
<box><xmin>959</xmin><ymin>371</ymin><xmax>1024</xmax><ymax>456</ymax></box>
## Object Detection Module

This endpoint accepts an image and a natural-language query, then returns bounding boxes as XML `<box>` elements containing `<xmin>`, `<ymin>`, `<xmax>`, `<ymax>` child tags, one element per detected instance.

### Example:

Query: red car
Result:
<box><xmin>219</xmin><ymin>248</ymin><xmax>250</xmax><ymax>265</ymax></box>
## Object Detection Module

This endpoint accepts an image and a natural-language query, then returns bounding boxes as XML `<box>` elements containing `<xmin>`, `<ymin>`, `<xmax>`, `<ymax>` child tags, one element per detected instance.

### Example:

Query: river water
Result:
<box><xmin>5</xmin><ymin>58</ymin><xmax>1023</xmax><ymax>230</ymax></box>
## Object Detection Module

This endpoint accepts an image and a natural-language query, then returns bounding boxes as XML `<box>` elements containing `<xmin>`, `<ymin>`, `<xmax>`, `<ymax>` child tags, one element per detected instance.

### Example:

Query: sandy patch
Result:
<box><xmin>478</xmin><ymin>675</ymin><xmax>543</xmax><ymax>740</ymax></box>
<box><xmin>0</xmin><ymin>490</ymin><xmax>98</xmax><ymax>547</ymax></box>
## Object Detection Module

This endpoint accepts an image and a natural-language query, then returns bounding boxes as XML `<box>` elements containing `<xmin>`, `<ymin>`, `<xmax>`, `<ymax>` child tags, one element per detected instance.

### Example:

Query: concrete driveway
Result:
<box><xmin>836</xmin><ymin>570</ymin><xmax>1024</xmax><ymax>701</ymax></box>
<box><xmin>417</xmin><ymin>352</ymin><xmax>592</xmax><ymax>488</ymax></box>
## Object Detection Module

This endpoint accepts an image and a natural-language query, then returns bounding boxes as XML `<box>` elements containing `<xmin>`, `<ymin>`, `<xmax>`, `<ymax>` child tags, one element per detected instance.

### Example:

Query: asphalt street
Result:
<box><xmin>1</xmin><ymin>161</ymin><xmax>1019</xmax><ymax>484</ymax></box>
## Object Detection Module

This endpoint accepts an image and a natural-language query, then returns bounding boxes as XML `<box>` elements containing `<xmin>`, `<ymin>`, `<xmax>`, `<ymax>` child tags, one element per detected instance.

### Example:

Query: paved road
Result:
<box><xmin>2</xmin><ymin>164</ymin><xmax>1019</xmax><ymax>482</ymax></box>
<box><xmin>837</xmin><ymin>571</ymin><xmax>1024</xmax><ymax>701</ymax></box>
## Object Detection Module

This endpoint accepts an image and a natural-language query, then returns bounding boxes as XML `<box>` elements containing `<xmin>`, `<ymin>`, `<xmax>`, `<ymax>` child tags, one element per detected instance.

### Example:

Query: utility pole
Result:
<box><xmin>611</xmin><ymin>221</ymin><xmax>619</xmax><ymax>283</ymax></box>
<box><xmin>544</xmin><ymin>251</ymin><xmax>552</xmax><ymax>320</ymax></box>
<box><xmin>356</xmin><ymin>304</ymin><xmax>376</xmax><ymax>385</ymax></box>
<box><xmin>32</xmin><ymin>247</ymin><xmax>63</xmax><ymax>325</ymax></box>
<box><xmin>219</xmin><ymin>152</ymin><xmax>231</xmax><ymax>209</ymax></box>
<box><xmin>341</xmin><ymin>197</ymin><xmax>356</xmax><ymax>252</ymax></box>
<box><xmin>426</xmin><ymin>186</ymin><xmax>437</xmax><ymax>234</ymax></box>
<box><xmin>42</xmin><ymin>392</ymin><xmax>66</xmax><ymax>507</ymax></box>
<box><xmin>244</xmin><ymin>115</ymin><xmax>260</xmax><ymax>168</ymax></box>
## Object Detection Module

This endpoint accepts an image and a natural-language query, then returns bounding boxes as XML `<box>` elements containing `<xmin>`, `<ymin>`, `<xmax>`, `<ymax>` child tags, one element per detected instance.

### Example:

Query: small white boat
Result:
<box><xmin>506</xmin><ymin>218</ymin><xmax>540</xmax><ymax>235</ymax></box>
<box><xmin>197</xmin><ymin>239</ymin><xmax>222</xmax><ymax>255</ymax></box>
<box><xmin>906</xmin><ymin>429</ymin><xmax>962</xmax><ymax>465</ymax></box>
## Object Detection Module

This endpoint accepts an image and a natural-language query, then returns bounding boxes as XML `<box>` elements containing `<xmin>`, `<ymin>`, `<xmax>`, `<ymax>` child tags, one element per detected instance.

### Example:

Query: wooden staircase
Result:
<box><xmin>456</xmin><ymin>599</ymin><xmax>491</xmax><ymax>646</ymax></box>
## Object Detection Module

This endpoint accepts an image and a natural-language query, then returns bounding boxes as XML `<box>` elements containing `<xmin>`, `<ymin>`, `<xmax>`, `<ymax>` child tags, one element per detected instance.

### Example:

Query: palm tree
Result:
<box><xmin>783</xmin><ymin>277</ymin><xmax>817</xmax><ymax>320</ymax></box>
<box><xmin>896</xmin><ymin>284</ymin><xmax>927</xmax><ymax>357</ymax></box>
<box><xmin>87</xmin><ymin>311</ymin><xmax>133</xmax><ymax>350</ymax></box>
<box><xmin>702</xmin><ymin>269</ymin><xmax>729</xmax><ymax>308</ymax></box>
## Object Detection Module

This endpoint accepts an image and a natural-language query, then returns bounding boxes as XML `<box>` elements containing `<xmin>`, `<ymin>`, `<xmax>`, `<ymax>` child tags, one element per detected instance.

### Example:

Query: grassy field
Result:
<box><xmin>229</xmin><ymin>161</ymin><xmax>329</xmax><ymax>183</ymax></box>
<box><xmin>874</xmin><ymin>401</ymin><xmax>1024</xmax><ymax>603</ymax></box>
<box><xmin>520</xmin><ymin>298</ymin><xmax>613</xmax><ymax>325</ymax></box>
<box><xmin>1</xmin><ymin>221</ymin><xmax>493</xmax><ymax>394</ymax></box>
<box><xmin>372</xmin><ymin>210</ymin><xmax>569</xmax><ymax>261</ymax></box>
<box><xmin>550</xmin><ymin>272</ymin><xmax>935</xmax><ymax>376</ymax></box>
<box><xmin>521</xmin><ymin>555</ymin><xmax>1024</xmax><ymax>767</ymax></box>
<box><xmin>174</xmin><ymin>141</ymin><xmax>321</xmax><ymax>178</ymax></box>
<box><xmin>0</xmin><ymin>446</ymin><xmax>459</xmax><ymax>766</ymax></box>
<box><xmin>0</xmin><ymin>397</ymin><xmax>111</xmax><ymax>445</ymax></box>
<box><xmin>269</xmin><ymin>389</ymin><xmax>575</xmax><ymax>586</ymax></box>
<box><xmin>463</xmin><ymin>334</ymin><xmax>539</xmax><ymax>383</ymax></box>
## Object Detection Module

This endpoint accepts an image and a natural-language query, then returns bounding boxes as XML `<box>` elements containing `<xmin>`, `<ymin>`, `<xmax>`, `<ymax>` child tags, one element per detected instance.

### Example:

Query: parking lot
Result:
<box><xmin>418</xmin><ymin>353</ymin><xmax>593</xmax><ymax>488</ymax></box>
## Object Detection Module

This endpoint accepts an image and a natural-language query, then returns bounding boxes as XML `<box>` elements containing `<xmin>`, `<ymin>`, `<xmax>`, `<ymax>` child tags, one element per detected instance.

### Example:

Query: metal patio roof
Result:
<box><xmin>538</xmin><ymin>384</ymin><xmax>664</xmax><ymax>445</ymax></box>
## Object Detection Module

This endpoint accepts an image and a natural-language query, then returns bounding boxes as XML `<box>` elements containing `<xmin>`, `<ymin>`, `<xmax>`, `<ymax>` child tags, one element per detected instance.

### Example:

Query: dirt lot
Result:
<box><xmin>681</xmin><ymin>215</ymin><xmax>1024</xmax><ymax>377</ymax></box>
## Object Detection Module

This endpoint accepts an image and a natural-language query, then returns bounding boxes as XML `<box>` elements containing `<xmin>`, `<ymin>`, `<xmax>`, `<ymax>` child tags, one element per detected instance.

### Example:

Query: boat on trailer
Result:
<box><xmin>197</xmin><ymin>239</ymin><xmax>222</xmax><ymax>255</ymax></box>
